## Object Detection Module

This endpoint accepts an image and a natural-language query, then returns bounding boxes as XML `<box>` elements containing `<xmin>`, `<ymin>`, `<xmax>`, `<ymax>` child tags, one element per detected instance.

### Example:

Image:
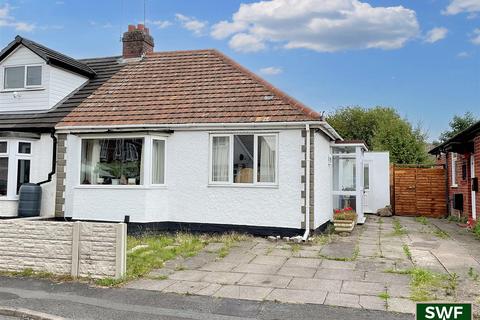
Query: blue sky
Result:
<box><xmin>0</xmin><ymin>0</ymin><xmax>479</xmax><ymax>141</ymax></box>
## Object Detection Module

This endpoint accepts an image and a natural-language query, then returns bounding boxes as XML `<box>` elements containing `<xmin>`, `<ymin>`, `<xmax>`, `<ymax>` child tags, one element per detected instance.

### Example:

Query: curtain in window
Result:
<box><xmin>258</xmin><ymin>136</ymin><xmax>276</xmax><ymax>183</ymax></box>
<box><xmin>212</xmin><ymin>136</ymin><xmax>229</xmax><ymax>182</ymax></box>
<box><xmin>152</xmin><ymin>140</ymin><xmax>165</xmax><ymax>184</ymax></box>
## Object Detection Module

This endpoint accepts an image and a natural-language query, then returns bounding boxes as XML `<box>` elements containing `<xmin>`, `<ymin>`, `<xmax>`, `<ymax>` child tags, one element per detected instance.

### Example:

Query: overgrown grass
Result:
<box><xmin>447</xmin><ymin>215</ymin><xmax>468</xmax><ymax>224</ymax></box>
<box><xmin>416</xmin><ymin>217</ymin><xmax>428</xmax><ymax>225</ymax></box>
<box><xmin>97</xmin><ymin>232</ymin><xmax>249</xmax><ymax>286</ymax></box>
<box><xmin>473</xmin><ymin>223</ymin><xmax>480</xmax><ymax>239</ymax></box>
<box><xmin>384</xmin><ymin>267</ymin><xmax>456</xmax><ymax>301</ymax></box>
<box><xmin>391</xmin><ymin>218</ymin><xmax>407</xmax><ymax>236</ymax></box>
<box><xmin>402</xmin><ymin>244</ymin><xmax>412</xmax><ymax>260</ymax></box>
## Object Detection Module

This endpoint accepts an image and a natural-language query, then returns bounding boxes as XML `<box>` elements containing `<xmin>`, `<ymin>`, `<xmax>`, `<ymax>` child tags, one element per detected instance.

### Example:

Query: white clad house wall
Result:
<box><xmin>363</xmin><ymin>151</ymin><xmax>390</xmax><ymax>213</ymax></box>
<box><xmin>313</xmin><ymin>131</ymin><xmax>333</xmax><ymax>228</ymax></box>
<box><xmin>64</xmin><ymin>129</ymin><xmax>305</xmax><ymax>229</ymax></box>
<box><xmin>0</xmin><ymin>45</ymin><xmax>88</xmax><ymax>113</ymax></box>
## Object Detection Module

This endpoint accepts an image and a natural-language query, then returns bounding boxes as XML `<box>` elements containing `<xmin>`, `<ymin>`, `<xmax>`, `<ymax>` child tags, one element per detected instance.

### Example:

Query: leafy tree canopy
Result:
<box><xmin>438</xmin><ymin>112</ymin><xmax>477</xmax><ymax>143</ymax></box>
<box><xmin>327</xmin><ymin>107</ymin><xmax>430</xmax><ymax>164</ymax></box>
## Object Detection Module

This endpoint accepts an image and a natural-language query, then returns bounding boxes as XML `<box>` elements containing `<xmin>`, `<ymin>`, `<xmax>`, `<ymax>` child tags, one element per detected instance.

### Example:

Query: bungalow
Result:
<box><xmin>0</xmin><ymin>25</ymin><xmax>390</xmax><ymax>235</ymax></box>
<box><xmin>430</xmin><ymin>121</ymin><xmax>480</xmax><ymax>222</ymax></box>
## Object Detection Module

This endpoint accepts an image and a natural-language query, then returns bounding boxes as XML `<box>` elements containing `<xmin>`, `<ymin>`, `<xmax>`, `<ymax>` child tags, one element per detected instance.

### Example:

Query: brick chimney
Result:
<box><xmin>122</xmin><ymin>24</ymin><xmax>154</xmax><ymax>59</ymax></box>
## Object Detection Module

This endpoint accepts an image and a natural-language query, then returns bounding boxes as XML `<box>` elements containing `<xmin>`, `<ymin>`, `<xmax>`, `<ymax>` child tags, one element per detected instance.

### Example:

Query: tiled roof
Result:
<box><xmin>57</xmin><ymin>49</ymin><xmax>321</xmax><ymax>127</ymax></box>
<box><xmin>0</xmin><ymin>36</ymin><xmax>96</xmax><ymax>78</ymax></box>
<box><xmin>0</xmin><ymin>56</ymin><xmax>123</xmax><ymax>130</ymax></box>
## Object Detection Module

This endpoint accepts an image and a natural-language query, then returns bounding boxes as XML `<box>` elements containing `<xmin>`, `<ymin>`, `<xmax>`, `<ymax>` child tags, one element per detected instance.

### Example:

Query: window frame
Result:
<box><xmin>0</xmin><ymin>139</ymin><xmax>33</xmax><ymax>200</ymax></box>
<box><xmin>150</xmin><ymin>137</ymin><xmax>167</xmax><ymax>186</ymax></box>
<box><xmin>451</xmin><ymin>153</ymin><xmax>458</xmax><ymax>187</ymax></box>
<box><xmin>209</xmin><ymin>133</ymin><xmax>279</xmax><ymax>187</ymax></box>
<box><xmin>2</xmin><ymin>64</ymin><xmax>43</xmax><ymax>91</ymax></box>
<box><xmin>76</xmin><ymin>134</ymin><xmax>168</xmax><ymax>189</ymax></box>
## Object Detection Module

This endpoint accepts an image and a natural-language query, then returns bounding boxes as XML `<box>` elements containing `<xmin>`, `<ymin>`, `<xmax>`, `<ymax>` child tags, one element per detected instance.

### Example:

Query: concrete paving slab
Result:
<box><xmin>124</xmin><ymin>279</ymin><xmax>176</xmax><ymax>291</ymax></box>
<box><xmin>359</xmin><ymin>295</ymin><xmax>387</xmax><ymax>311</ymax></box>
<box><xmin>320</xmin><ymin>260</ymin><xmax>356</xmax><ymax>270</ymax></box>
<box><xmin>202</xmin><ymin>271</ymin><xmax>246</xmax><ymax>285</ymax></box>
<box><xmin>163</xmin><ymin>280</ymin><xmax>211</xmax><ymax>294</ymax></box>
<box><xmin>277</xmin><ymin>266</ymin><xmax>317</xmax><ymax>278</ymax></box>
<box><xmin>168</xmin><ymin>270</ymin><xmax>209</xmax><ymax>281</ymax></box>
<box><xmin>266</xmin><ymin>288</ymin><xmax>327</xmax><ymax>304</ymax></box>
<box><xmin>324</xmin><ymin>293</ymin><xmax>360</xmax><ymax>309</ymax></box>
<box><xmin>213</xmin><ymin>285</ymin><xmax>273</xmax><ymax>301</ymax></box>
<box><xmin>364</xmin><ymin>272</ymin><xmax>411</xmax><ymax>285</ymax></box>
<box><xmin>204</xmin><ymin>243</ymin><xmax>225</xmax><ymax>252</ymax></box>
<box><xmin>293</xmin><ymin>250</ymin><xmax>320</xmax><ymax>258</ymax></box>
<box><xmin>283</xmin><ymin>257</ymin><xmax>321</xmax><ymax>268</ymax></box>
<box><xmin>251</xmin><ymin>255</ymin><xmax>287</xmax><ymax>266</ymax></box>
<box><xmin>288</xmin><ymin>278</ymin><xmax>342</xmax><ymax>292</ymax></box>
<box><xmin>200</xmin><ymin>261</ymin><xmax>238</xmax><ymax>272</ymax></box>
<box><xmin>341</xmin><ymin>281</ymin><xmax>386</xmax><ymax>296</ymax></box>
<box><xmin>237</xmin><ymin>274</ymin><xmax>292</xmax><ymax>288</ymax></box>
<box><xmin>220</xmin><ymin>252</ymin><xmax>256</xmax><ymax>264</ymax></box>
<box><xmin>147</xmin><ymin>268</ymin><xmax>174</xmax><ymax>278</ymax></box>
<box><xmin>232</xmin><ymin>263</ymin><xmax>281</xmax><ymax>275</ymax></box>
<box><xmin>314</xmin><ymin>268</ymin><xmax>365</xmax><ymax>281</ymax></box>
<box><xmin>321</xmin><ymin>242</ymin><xmax>357</xmax><ymax>260</ymax></box>
<box><xmin>387</xmin><ymin>298</ymin><xmax>416</xmax><ymax>314</ymax></box>
<box><xmin>195</xmin><ymin>283</ymin><xmax>222</xmax><ymax>296</ymax></box>
<box><xmin>388</xmin><ymin>284</ymin><xmax>411</xmax><ymax>298</ymax></box>
<box><xmin>268</xmin><ymin>249</ymin><xmax>293</xmax><ymax>257</ymax></box>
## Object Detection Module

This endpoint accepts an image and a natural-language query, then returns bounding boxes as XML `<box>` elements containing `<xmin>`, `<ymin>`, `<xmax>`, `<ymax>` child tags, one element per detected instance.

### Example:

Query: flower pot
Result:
<box><xmin>333</xmin><ymin>219</ymin><xmax>355</xmax><ymax>233</ymax></box>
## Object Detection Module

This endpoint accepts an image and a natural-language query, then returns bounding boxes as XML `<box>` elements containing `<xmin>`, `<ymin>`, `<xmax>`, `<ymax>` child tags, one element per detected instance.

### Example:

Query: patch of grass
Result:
<box><xmin>447</xmin><ymin>215</ymin><xmax>468</xmax><ymax>223</ymax></box>
<box><xmin>432</xmin><ymin>229</ymin><xmax>450</xmax><ymax>239</ymax></box>
<box><xmin>0</xmin><ymin>268</ymin><xmax>74</xmax><ymax>282</ymax></box>
<box><xmin>391</xmin><ymin>218</ymin><xmax>407</xmax><ymax>236</ymax></box>
<box><xmin>378</xmin><ymin>292</ymin><xmax>390</xmax><ymax>300</ymax></box>
<box><xmin>402</xmin><ymin>244</ymin><xmax>412</xmax><ymax>260</ymax></box>
<box><xmin>473</xmin><ymin>223</ymin><xmax>480</xmax><ymax>239</ymax></box>
<box><xmin>291</xmin><ymin>244</ymin><xmax>301</xmax><ymax>253</ymax></box>
<box><xmin>416</xmin><ymin>217</ymin><xmax>428</xmax><ymax>225</ymax></box>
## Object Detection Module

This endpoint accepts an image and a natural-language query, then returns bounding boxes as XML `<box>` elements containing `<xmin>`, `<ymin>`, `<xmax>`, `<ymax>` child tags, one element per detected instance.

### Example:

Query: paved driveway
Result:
<box><xmin>125</xmin><ymin>216</ymin><xmax>480</xmax><ymax>315</ymax></box>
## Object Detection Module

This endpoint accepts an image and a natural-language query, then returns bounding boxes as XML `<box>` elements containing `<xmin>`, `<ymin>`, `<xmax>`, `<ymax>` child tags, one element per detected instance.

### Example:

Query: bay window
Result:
<box><xmin>0</xmin><ymin>140</ymin><xmax>32</xmax><ymax>198</ymax></box>
<box><xmin>4</xmin><ymin>65</ymin><xmax>42</xmax><ymax>90</ymax></box>
<box><xmin>210</xmin><ymin>133</ymin><xmax>278</xmax><ymax>185</ymax></box>
<box><xmin>79</xmin><ymin>136</ymin><xmax>167</xmax><ymax>186</ymax></box>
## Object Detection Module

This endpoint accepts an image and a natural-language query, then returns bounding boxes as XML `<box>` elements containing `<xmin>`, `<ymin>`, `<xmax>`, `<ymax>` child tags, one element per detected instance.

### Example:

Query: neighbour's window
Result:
<box><xmin>16</xmin><ymin>159</ymin><xmax>30</xmax><ymax>194</ymax></box>
<box><xmin>363</xmin><ymin>163</ymin><xmax>370</xmax><ymax>190</ymax></box>
<box><xmin>451</xmin><ymin>153</ymin><xmax>458</xmax><ymax>186</ymax></box>
<box><xmin>152</xmin><ymin>139</ymin><xmax>166</xmax><ymax>185</ymax></box>
<box><xmin>0</xmin><ymin>140</ymin><xmax>32</xmax><ymax>197</ymax></box>
<box><xmin>81</xmin><ymin>138</ymin><xmax>143</xmax><ymax>185</ymax></box>
<box><xmin>18</xmin><ymin>142</ymin><xmax>31</xmax><ymax>154</ymax></box>
<box><xmin>0</xmin><ymin>157</ymin><xmax>7</xmax><ymax>196</ymax></box>
<box><xmin>4</xmin><ymin>65</ymin><xmax>42</xmax><ymax>89</ymax></box>
<box><xmin>210</xmin><ymin>134</ymin><xmax>277</xmax><ymax>185</ymax></box>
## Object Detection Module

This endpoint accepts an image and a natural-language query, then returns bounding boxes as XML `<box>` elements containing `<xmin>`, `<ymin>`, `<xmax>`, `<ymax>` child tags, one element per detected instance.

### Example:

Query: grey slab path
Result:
<box><xmin>125</xmin><ymin>215</ymin><xmax>480</xmax><ymax>316</ymax></box>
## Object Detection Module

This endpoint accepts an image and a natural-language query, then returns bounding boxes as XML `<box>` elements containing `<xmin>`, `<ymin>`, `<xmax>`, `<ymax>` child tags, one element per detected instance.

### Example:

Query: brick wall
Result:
<box><xmin>0</xmin><ymin>220</ymin><xmax>126</xmax><ymax>279</ymax></box>
<box><xmin>448</xmin><ymin>151</ymin><xmax>472</xmax><ymax>219</ymax></box>
<box><xmin>475</xmin><ymin>136</ymin><xmax>480</xmax><ymax>220</ymax></box>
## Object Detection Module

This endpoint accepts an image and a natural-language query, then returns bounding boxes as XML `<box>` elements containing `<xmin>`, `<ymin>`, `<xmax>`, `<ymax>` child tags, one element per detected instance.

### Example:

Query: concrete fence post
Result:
<box><xmin>115</xmin><ymin>223</ymin><xmax>127</xmax><ymax>279</ymax></box>
<box><xmin>71</xmin><ymin>221</ymin><xmax>81</xmax><ymax>278</ymax></box>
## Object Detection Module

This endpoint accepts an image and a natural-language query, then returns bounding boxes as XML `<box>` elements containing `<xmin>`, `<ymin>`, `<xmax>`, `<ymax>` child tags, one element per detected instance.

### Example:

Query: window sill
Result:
<box><xmin>208</xmin><ymin>184</ymin><xmax>279</xmax><ymax>189</ymax></box>
<box><xmin>75</xmin><ymin>185</ymin><xmax>167</xmax><ymax>190</ymax></box>
<box><xmin>0</xmin><ymin>197</ymin><xmax>19</xmax><ymax>201</ymax></box>
<box><xmin>1</xmin><ymin>87</ymin><xmax>45</xmax><ymax>93</ymax></box>
<box><xmin>451</xmin><ymin>185</ymin><xmax>458</xmax><ymax>188</ymax></box>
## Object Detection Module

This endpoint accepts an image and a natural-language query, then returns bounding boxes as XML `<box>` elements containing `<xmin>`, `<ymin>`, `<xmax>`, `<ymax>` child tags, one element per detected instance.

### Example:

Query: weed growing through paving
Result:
<box><xmin>468</xmin><ymin>267</ymin><xmax>479</xmax><ymax>281</ymax></box>
<box><xmin>291</xmin><ymin>243</ymin><xmax>301</xmax><ymax>253</ymax></box>
<box><xmin>378</xmin><ymin>292</ymin><xmax>390</xmax><ymax>300</ymax></box>
<box><xmin>416</xmin><ymin>217</ymin><xmax>428</xmax><ymax>225</ymax></box>
<box><xmin>432</xmin><ymin>229</ymin><xmax>450</xmax><ymax>239</ymax></box>
<box><xmin>0</xmin><ymin>268</ymin><xmax>74</xmax><ymax>282</ymax></box>
<box><xmin>391</xmin><ymin>218</ymin><xmax>407</xmax><ymax>236</ymax></box>
<box><xmin>402</xmin><ymin>244</ymin><xmax>412</xmax><ymax>260</ymax></box>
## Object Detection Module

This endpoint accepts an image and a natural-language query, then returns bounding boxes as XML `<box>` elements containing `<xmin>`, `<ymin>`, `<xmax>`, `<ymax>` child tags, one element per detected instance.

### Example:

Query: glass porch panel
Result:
<box><xmin>332</xmin><ymin>156</ymin><xmax>356</xmax><ymax>191</ymax></box>
<box><xmin>333</xmin><ymin>194</ymin><xmax>357</xmax><ymax>211</ymax></box>
<box><xmin>332</xmin><ymin>146</ymin><xmax>356</xmax><ymax>154</ymax></box>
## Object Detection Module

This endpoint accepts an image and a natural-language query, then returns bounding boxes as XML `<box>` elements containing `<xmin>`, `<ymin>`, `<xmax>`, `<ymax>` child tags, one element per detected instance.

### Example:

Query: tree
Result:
<box><xmin>327</xmin><ymin>106</ymin><xmax>430</xmax><ymax>164</ymax></box>
<box><xmin>438</xmin><ymin>112</ymin><xmax>477</xmax><ymax>143</ymax></box>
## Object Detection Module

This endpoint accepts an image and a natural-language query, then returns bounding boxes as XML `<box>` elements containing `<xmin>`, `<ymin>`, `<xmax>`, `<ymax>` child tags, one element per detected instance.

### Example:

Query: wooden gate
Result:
<box><xmin>391</xmin><ymin>165</ymin><xmax>447</xmax><ymax>218</ymax></box>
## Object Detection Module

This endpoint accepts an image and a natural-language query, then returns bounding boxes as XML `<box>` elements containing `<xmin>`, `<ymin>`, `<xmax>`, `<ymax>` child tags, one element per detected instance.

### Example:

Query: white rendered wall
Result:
<box><xmin>364</xmin><ymin>152</ymin><xmax>390</xmax><ymax>213</ymax></box>
<box><xmin>314</xmin><ymin>131</ymin><xmax>333</xmax><ymax>229</ymax></box>
<box><xmin>0</xmin><ymin>133</ymin><xmax>56</xmax><ymax>217</ymax></box>
<box><xmin>65</xmin><ymin>129</ymin><xmax>305</xmax><ymax>229</ymax></box>
<box><xmin>0</xmin><ymin>45</ymin><xmax>88</xmax><ymax>113</ymax></box>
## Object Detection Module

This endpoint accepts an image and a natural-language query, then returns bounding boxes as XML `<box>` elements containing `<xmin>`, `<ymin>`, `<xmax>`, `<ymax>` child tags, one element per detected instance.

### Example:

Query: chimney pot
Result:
<box><xmin>128</xmin><ymin>24</ymin><xmax>136</xmax><ymax>32</ymax></box>
<box><xmin>137</xmin><ymin>23</ymin><xmax>144</xmax><ymax>30</ymax></box>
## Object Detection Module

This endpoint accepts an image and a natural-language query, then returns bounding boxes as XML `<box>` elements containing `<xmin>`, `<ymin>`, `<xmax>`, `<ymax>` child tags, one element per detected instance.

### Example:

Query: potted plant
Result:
<box><xmin>333</xmin><ymin>207</ymin><xmax>357</xmax><ymax>233</ymax></box>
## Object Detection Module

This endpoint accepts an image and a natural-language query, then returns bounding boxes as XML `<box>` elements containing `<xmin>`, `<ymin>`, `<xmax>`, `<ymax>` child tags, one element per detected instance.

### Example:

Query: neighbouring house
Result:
<box><xmin>0</xmin><ymin>24</ymin><xmax>390</xmax><ymax>235</ymax></box>
<box><xmin>430</xmin><ymin>121</ymin><xmax>480</xmax><ymax>222</ymax></box>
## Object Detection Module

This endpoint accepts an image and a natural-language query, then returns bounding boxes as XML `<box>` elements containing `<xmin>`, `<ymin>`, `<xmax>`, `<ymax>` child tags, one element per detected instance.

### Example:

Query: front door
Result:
<box><xmin>472</xmin><ymin>155</ymin><xmax>477</xmax><ymax>220</ymax></box>
<box><xmin>363</xmin><ymin>162</ymin><xmax>371</xmax><ymax>213</ymax></box>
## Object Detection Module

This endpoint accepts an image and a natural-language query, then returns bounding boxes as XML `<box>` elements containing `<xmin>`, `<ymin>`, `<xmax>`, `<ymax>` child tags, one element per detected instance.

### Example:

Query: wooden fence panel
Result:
<box><xmin>391</xmin><ymin>165</ymin><xmax>447</xmax><ymax>218</ymax></box>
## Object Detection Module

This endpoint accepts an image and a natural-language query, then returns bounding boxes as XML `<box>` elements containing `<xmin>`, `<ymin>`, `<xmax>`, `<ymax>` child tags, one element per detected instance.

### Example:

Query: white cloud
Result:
<box><xmin>149</xmin><ymin>20</ymin><xmax>172</xmax><ymax>29</ymax></box>
<box><xmin>211</xmin><ymin>0</ymin><xmax>420</xmax><ymax>53</ymax></box>
<box><xmin>0</xmin><ymin>4</ymin><xmax>35</xmax><ymax>32</ymax></box>
<box><xmin>175</xmin><ymin>13</ymin><xmax>207</xmax><ymax>36</ymax></box>
<box><xmin>471</xmin><ymin>28</ymin><xmax>480</xmax><ymax>45</ymax></box>
<box><xmin>457</xmin><ymin>51</ymin><xmax>471</xmax><ymax>58</ymax></box>
<box><xmin>443</xmin><ymin>0</ymin><xmax>480</xmax><ymax>15</ymax></box>
<box><xmin>259</xmin><ymin>66</ymin><xmax>283</xmax><ymax>75</ymax></box>
<box><xmin>424</xmin><ymin>27</ymin><xmax>448</xmax><ymax>43</ymax></box>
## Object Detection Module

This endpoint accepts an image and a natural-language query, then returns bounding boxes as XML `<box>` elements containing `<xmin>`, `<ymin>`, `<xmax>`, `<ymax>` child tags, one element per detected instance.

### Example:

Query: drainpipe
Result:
<box><xmin>37</xmin><ymin>131</ymin><xmax>57</xmax><ymax>186</ymax></box>
<box><xmin>302</xmin><ymin>124</ymin><xmax>311</xmax><ymax>241</ymax></box>
<box><xmin>444</xmin><ymin>152</ymin><xmax>450</xmax><ymax>217</ymax></box>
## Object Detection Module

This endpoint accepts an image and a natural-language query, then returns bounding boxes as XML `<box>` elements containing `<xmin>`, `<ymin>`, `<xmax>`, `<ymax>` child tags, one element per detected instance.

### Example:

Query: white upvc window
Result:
<box><xmin>3</xmin><ymin>64</ymin><xmax>43</xmax><ymax>90</ymax></box>
<box><xmin>79</xmin><ymin>135</ymin><xmax>167</xmax><ymax>187</ymax></box>
<box><xmin>0</xmin><ymin>140</ymin><xmax>32</xmax><ymax>199</ymax></box>
<box><xmin>209</xmin><ymin>133</ymin><xmax>278</xmax><ymax>186</ymax></box>
<box><xmin>451</xmin><ymin>153</ymin><xmax>458</xmax><ymax>187</ymax></box>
